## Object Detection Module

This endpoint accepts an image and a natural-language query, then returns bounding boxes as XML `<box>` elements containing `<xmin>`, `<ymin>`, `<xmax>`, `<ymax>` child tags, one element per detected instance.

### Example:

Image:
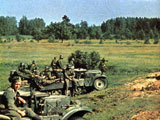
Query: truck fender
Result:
<box><xmin>0</xmin><ymin>114</ymin><xmax>10</xmax><ymax>120</ymax></box>
<box><xmin>61</xmin><ymin>106</ymin><xmax>92</xmax><ymax>120</ymax></box>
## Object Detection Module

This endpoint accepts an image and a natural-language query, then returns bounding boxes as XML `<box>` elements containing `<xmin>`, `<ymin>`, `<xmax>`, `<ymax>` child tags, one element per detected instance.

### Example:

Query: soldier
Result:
<box><xmin>38</xmin><ymin>72</ymin><xmax>56</xmax><ymax>86</ymax></box>
<box><xmin>2</xmin><ymin>76</ymin><xmax>42</xmax><ymax>120</ymax></box>
<box><xmin>64</xmin><ymin>64</ymin><xmax>77</xmax><ymax>95</ymax></box>
<box><xmin>28</xmin><ymin>60</ymin><xmax>37</xmax><ymax>72</ymax></box>
<box><xmin>18</xmin><ymin>62</ymin><xmax>25</xmax><ymax>72</ymax></box>
<box><xmin>32</xmin><ymin>66</ymin><xmax>39</xmax><ymax>74</ymax></box>
<box><xmin>55</xmin><ymin>55</ymin><xmax>64</xmax><ymax>80</ymax></box>
<box><xmin>69</xmin><ymin>58</ymin><xmax>75</xmax><ymax>69</ymax></box>
<box><xmin>56</xmin><ymin>55</ymin><xmax>64</xmax><ymax>69</ymax></box>
<box><xmin>43</xmin><ymin>66</ymin><xmax>56</xmax><ymax>80</ymax></box>
<box><xmin>98</xmin><ymin>58</ymin><xmax>108</xmax><ymax>75</ymax></box>
<box><xmin>50</xmin><ymin>57</ymin><xmax>57</xmax><ymax>76</ymax></box>
<box><xmin>68</xmin><ymin>53</ymin><xmax>75</xmax><ymax>62</ymax></box>
<box><xmin>50</xmin><ymin>57</ymin><xmax>57</xmax><ymax>69</ymax></box>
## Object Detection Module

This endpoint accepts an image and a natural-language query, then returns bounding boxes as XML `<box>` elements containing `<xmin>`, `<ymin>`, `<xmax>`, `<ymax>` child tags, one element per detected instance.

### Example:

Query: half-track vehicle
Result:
<box><xmin>10</xmin><ymin>67</ymin><xmax>108</xmax><ymax>96</ymax></box>
<box><xmin>39</xmin><ymin>68</ymin><xmax>108</xmax><ymax>95</ymax></box>
<box><xmin>0</xmin><ymin>89</ymin><xmax>92</xmax><ymax>120</ymax></box>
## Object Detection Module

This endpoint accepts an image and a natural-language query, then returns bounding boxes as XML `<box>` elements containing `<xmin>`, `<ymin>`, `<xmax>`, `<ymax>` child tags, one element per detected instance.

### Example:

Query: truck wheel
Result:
<box><xmin>94</xmin><ymin>78</ymin><xmax>108</xmax><ymax>90</ymax></box>
<box><xmin>69</xmin><ymin>116</ymin><xmax>86</xmax><ymax>120</ymax></box>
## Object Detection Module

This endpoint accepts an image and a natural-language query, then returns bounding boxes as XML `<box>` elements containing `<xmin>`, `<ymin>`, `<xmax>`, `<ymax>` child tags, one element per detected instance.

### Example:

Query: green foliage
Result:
<box><xmin>1</xmin><ymin>15</ymin><xmax>160</xmax><ymax>41</ymax></box>
<box><xmin>82</xmin><ymin>40</ymin><xmax>92</xmax><ymax>44</ymax></box>
<box><xmin>30</xmin><ymin>39</ymin><xmax>34</xmax><ymax>42</ymax></box>
<box><xmin>33</xmin><ymin>29</ymin><xmax>43</xmax><ymax>41</ymax></box>
<box><xmin>19</xmin><ymin>16</ymin><xmax>45</xmax><ymax>35</ymax></box>
<box><xmin>153</xmin><ymin>38</ymin><xmax>159</xmax><ymax>44</ymax></box>
<box><xmin>0</xmin><ymin>16</ymin><xmax>18</xmax><ymax>36</ymax></box>
<box><xmin>115</xmin><ymin>39</ymin><xmax>118</xmax><ymax>44</ymax></box>
<box><xmin>48</xmin><ymin>35</ymin><xmax>55</xmax><ymax>43</ymax></box>
<box><xmin>0</xmin><ymin>36</ymin><xmax>3</xmax><ymax>43</ymax></box>
<box><xmin>99</xmin><ymin>38</ymin><xmax>104</xmax><ymax>44</ymax></box>
<box><xmin>67</xmin><ymin>42</ymin><xmax>74</xmax><ymax>46</ymax></box>
<box><xmin>153</xmin><ymin>30</ymin><xmax>159</xmax><ymax>44</ymax></box>
<box><xmin>144</xmin><ymin>38</ymin><xmax>150</xmax><ymax>44</ymax></box>
<box><xmin>101</xmin><ymin>17</ymin><xmax>160</xmax><ymax>40</ymax></box>
<box><xmin>74</xmin><ymin>39</ymin><xmax>79</xmax><ymax>44</ymax></box>
<box><xmin>6</xmin><ymin>36</ymin><xmax>12</xmax><ymax>43</ymax></box>
<box><xmin>16</xmin><ymin>34</ymin><xmax>23</xmax><ymax>42</ymax></box>
<box><xmin>68</xmin><ymin>50</ymin><xmax>100</xmax><ymax>69</ymax></box>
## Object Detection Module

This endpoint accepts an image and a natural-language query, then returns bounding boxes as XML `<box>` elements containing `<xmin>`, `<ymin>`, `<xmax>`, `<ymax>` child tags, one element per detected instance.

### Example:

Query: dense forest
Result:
<box><xmin>0</xmin><ymin>15</ymin><xmax>160</xmax><ymax>42</ymax></box>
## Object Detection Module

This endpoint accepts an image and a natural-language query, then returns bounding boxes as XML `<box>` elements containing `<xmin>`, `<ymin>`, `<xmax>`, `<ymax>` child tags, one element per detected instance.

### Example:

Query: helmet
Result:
<box><xmin>10</xmin><ymin>76</ymin><xmax>21</xmax><ymax>84</ymax></box>
<box><xmin>32</xmin><ymin>60</ymin><xmax>36</xmax><ymax>64</ymax></box>
<box><xmin>101</xmin><ymin>58</ymin><xmax>105</xmax><ymax>61</ymax></box>
<box><xmin>20</xmin><ymin>62</ymin><xmax>25</xmax><ymax>67</ymax></box>
<box><xmin>24</xmin><ymin>64</ymin><xmax>28</xmax><ymax>69</ymax></box>
<box><xmin>45</xmin><ymin>66</ymin><xmax>49</xmax><ymax>70</ymax></box>
<box><xmin>59</xmin><ymin>55</ymin><xmax>63</xmax><ymax>59</ymax></box>
<box><xmin>10</xmin><ymin>70</ymin><xmax>16</xmax><ymax>76</ymax></box>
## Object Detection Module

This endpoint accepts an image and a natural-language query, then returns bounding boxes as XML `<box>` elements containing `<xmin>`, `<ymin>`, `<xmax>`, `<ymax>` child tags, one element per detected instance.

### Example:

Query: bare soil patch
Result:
<box><xmin>126</xmin><ymin>72</ymin><xmax>160</xmax><ymax>120</ymax></box>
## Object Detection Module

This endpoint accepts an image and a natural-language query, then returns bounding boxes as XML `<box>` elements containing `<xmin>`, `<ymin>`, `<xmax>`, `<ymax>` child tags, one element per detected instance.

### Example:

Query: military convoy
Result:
<box><xmin>0</xmin><ymin>57</ymin><xmax>108</xmax><ymax>120</ymax></box>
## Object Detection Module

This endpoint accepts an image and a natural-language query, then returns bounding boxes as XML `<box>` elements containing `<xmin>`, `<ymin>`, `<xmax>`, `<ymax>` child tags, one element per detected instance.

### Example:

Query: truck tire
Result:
<box><xmin>93</xmin><ymin>78</ymin><xmax>108</xmax><ymax>90</ymax></box>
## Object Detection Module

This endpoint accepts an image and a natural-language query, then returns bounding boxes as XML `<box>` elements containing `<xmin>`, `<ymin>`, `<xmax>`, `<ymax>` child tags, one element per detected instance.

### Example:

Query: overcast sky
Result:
<box><xmin>0</xmin><ymin>0</ymin><xmax>159</xmax><ymax>25</ymax></box>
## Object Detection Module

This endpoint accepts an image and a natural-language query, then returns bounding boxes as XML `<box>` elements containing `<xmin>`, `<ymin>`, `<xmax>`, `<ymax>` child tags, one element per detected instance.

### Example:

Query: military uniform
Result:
<box><xmin>50</xmin><ymin>57</ymin><xmax>57</xmax><ymax>76</ymax></box>
<box><xmin>40</xmin><ymin>67</ymin><xmax>56</xmax><ymax>86</ymax></box>
<box><xmin>28</xmin><ymin>60</ymin><xmax>37</xmax><ymax>72</ymax></box>
<box><xmin>2</xmin><ymin>86</ymin><xmax>41</xmax><ymax>120</ymax></box>
<box><xmin>98</xmin><ymin>58</ymin><xmax>107</xmax><ymax>75</ymax></box>
<box><xmin>18</xmin><ymin>63</ymin><xmax>25</xmax><ymax>72</ymax></box>
<box><xmin>69</xmin><ymin>58</ymin><xmax>75</xmax><ymax>69</ymax></box>
<box><xmin>64</xmin><ymin>65</ymin><xmax>77</xmax><ymax>95</ymax></box>
<box><xmin>50</xmin><ymin>57</ymin><xmax>57</xmax><ymax>69</ymax></box>
<box><xmin>56</xmin><ymin>55</ymin><xmax>64</xmax><ymax>69</ymax></box>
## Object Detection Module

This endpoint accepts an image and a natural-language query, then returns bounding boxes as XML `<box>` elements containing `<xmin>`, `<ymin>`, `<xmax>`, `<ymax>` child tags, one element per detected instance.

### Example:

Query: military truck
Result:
<box><xmin>0</xmin><ymin>90</ymin><xmax>92</xmax><ymax>120</ymax></box>
<box><xmin>39</xmin><ymin>68</ymin><xmax>108</xmax><ymax>95</ymax></box>
<box><xmin>11</xmin><ymin>67</ymin><xmax>108</xmax><ymax>96</ymax></box>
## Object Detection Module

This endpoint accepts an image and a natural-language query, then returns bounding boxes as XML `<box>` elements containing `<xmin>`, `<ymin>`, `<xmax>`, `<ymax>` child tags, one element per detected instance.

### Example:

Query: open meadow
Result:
<box><xmin>0</xmin><ymin>39</ymin><xmax>160</xmax><ymax>119</ymax></box>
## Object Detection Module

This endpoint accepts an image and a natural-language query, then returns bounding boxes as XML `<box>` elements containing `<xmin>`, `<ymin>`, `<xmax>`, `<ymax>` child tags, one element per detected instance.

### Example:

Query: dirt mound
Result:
<box><xmin>147</xmin><ymin>72</ymin><xmax>160</xmax><ymax>79</ymax></box>
<box><xmin>131</xmin><ymin>110</ymin><xmax>160</xmax><ymax>120</ymax></box>
<box><xmin>126</xmin><ymin>72</ymin><xmax>160</xmax><ymax>92</ymax></box>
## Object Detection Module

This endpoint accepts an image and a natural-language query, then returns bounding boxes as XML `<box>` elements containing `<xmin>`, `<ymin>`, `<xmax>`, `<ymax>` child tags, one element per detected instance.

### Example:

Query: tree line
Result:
<box><xmin>0</xmin><ymin>15</ymin><xmax>159</xmax><ymax>42</ymax></box>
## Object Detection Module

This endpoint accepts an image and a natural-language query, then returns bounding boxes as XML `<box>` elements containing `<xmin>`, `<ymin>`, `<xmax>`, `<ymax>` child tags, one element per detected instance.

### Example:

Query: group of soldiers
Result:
<box><xmin>0</xmin><ymin>55</ymin><xmax>107</xmax><ymax>120</ymax></box>
<box><xmin>9</xmin><ymin>55</ymin><xmax>77</xmax><ymax>96</ymax></box>
<box><xmin>9</xmin><ymin>55</ymin><xmax>107</xmax><ymax>95</ymax></box>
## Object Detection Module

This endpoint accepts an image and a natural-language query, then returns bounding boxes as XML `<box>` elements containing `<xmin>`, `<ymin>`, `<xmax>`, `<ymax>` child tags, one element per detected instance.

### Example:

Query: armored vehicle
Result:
<box><xmin>0</xmin><ymin>90</ymin><xmax>91</xmax><ymax>120</ymax></box>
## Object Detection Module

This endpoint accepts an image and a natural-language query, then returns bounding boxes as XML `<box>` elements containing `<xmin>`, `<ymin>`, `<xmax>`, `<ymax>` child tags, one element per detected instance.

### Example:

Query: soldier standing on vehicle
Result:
<box><xmin>50</xmin><ymin>57</ymin><xmax>57</xmax><ymax>69</ymax></box>
<box><xmin>2</xmin><ymin>76</ymin><xmax>42</xmax><ymax>120</ymax></box>
<box><xmin>64</xmin><ymin>64</ymin><xmax>77</xmax><ymax>95</ymax></box>
<box><xmin>50</xmin><ymin>57</ymin><xmax>57</xmax><ymax>76</ymax></box>
<box><xmin>69</xmin><ymin>58</ymin><xmax>75</xmax><ymax>69</ymax></box>
<box><xmin>98</xmin><ymin>58</ymin><xmax>108</xmax><ymax>75</ymax></box>
<box><xmin>56</xmin><ymin>55</ymin><xmax>64</xmax><ymax>69</ymax></box>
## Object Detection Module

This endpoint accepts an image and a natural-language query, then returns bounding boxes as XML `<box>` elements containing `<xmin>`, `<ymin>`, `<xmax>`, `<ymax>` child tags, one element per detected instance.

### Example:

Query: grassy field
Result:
<box><xmin>0</xmin><ymin>39</ymin><xmax>160</xmax><ymax>119</ymax></box>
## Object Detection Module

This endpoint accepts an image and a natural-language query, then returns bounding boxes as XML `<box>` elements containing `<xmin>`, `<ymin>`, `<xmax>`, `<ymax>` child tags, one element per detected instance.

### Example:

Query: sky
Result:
<box><xmin>0</xmin><ymin>0</ymin><xmax>159</xmax><ymax>26</ymax></box>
